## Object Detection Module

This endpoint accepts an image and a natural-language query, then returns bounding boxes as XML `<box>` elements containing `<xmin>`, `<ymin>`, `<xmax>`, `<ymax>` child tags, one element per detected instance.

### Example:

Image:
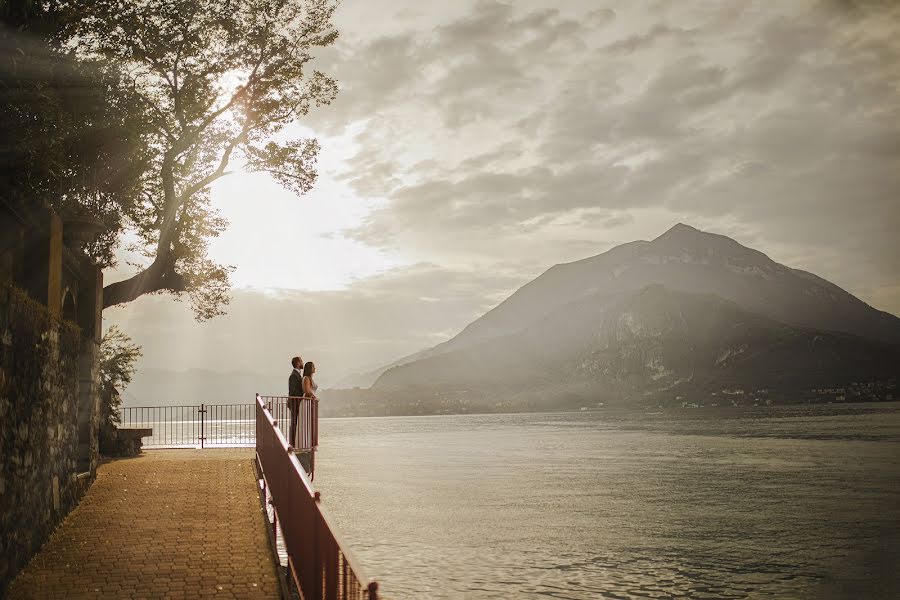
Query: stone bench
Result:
<box><xmin>102</xmin><ymin>427</ymin><xmax>153</xmax><ymax>457</ymax></box>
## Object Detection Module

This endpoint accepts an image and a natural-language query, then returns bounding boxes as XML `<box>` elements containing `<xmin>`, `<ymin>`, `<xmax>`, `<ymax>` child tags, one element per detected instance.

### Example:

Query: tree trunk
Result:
<box><xmin>102</xmin><ymin>260</ymin><xmax>186</xmax><ymax>309</ymax></box>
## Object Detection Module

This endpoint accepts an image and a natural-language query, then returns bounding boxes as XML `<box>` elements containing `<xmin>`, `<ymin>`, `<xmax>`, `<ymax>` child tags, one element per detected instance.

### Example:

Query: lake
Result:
<box><xmin>313</xmin><ymin>402</ymin><xmax>900</xmax><ymax>599</ymax></box>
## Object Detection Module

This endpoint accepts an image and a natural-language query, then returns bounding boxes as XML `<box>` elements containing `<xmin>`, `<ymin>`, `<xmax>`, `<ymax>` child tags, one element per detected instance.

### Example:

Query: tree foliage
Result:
<box><xmin>0</xmin><ymin>0</ymin><xmax>148</xmax><ymax>267</ymax></box>
<box><xmin>60</xmin><ymin>0</ymin><xmax>340</xmax><ymax>320</ymax></box>
<box><xmin>99</xmin><ymin>325</ymin><xmax>142</xmax><ymax>427</ymax></box>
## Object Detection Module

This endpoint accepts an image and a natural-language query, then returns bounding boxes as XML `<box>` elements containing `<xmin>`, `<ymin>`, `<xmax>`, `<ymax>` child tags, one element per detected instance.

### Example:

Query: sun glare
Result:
<box><xmin>208</xmin><ymin>125</ymin><xmax>403</xmax><ymax>291</ymax></box>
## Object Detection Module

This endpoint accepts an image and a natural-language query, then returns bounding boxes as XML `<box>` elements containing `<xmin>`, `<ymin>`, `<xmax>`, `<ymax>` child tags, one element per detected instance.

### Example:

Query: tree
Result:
<box><xmin>63</xmin><ymin>0</ymin><xmax>340</xmax><ymax>320</ymax></box>
<box><xmin>98</xmin><ymin>325</ymin><xmax>142</xmax><ymax>429</ymax></box>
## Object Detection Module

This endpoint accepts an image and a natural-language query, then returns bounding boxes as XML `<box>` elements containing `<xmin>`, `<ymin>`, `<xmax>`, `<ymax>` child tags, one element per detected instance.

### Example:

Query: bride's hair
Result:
<box><xmin>303</xmin><ymin>361</ymin><xmax>315</xmax><ymax>377</ymax></box>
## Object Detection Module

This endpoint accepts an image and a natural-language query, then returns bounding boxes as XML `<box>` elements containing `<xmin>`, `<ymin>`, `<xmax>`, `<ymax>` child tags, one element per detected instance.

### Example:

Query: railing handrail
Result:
<box><xmin>256</xmin><ymin>397</ymin><xmax>370</xmax><ymax>576</ymax></box>
<box><xmin>121</xmin><ymin>404</ymin><xmax>219</xmax><ymax>409</ymax></box>
<box><xmin>255</xmin><ymin>394</ymin><xmax>377</xmax><ymax>599</ymax></box>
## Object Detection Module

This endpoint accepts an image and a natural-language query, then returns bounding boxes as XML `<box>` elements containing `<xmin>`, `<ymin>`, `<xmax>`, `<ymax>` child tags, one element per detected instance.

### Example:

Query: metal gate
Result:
<box><xmin>120</xmin><ymin>403</ymin><xmax>256</xmax><ymax>448</ymax></box>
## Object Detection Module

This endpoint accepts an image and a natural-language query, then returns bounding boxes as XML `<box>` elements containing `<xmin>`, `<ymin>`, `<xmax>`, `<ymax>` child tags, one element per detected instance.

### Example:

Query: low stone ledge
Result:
<box><xmin>99</xmin><ymin>426</ymin><xmax>153</xmax><ymax>457</ymax></box>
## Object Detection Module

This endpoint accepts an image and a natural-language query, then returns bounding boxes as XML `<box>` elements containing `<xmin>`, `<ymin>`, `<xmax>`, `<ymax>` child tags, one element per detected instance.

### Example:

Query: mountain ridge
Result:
<box><xmin>375</xmin><ymin>283</ymin><xmax>899</xmax><ymax>391</ymax></box>
<box><xmin>363</xmin><ymin>224</ymin><xmax>899</xmax><ymax>406</ymax></box>
<box><xmin>438</xmin><ymin>223</ymin><xmax>900</xmax><ymax>353</ymax></box>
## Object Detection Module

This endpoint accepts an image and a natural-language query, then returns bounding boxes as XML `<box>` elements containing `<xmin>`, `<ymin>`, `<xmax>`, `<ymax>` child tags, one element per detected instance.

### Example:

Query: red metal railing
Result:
<box><xmin>259</xmin><ymin>395</ymin><xmax>318</xmax><ymax>452</ymax></box>
<box><xmin>255</xmin><ymin>394</ymin><xmax>378</xmax><ymax>600</ymax></box>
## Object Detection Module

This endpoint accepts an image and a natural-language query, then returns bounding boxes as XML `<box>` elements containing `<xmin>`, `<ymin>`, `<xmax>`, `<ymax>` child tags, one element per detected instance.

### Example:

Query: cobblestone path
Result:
<box><xmin>8</xmin><ymin>449</ymin><xmax>280</xmax><ymax>599</ymax></box>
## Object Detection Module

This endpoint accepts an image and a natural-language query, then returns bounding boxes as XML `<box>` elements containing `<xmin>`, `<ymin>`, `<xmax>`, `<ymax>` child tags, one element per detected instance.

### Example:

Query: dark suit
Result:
<box><xmin>288</xmin><ymin>368</ymin><xmax>303</xmax><ymax>447</ymax></box>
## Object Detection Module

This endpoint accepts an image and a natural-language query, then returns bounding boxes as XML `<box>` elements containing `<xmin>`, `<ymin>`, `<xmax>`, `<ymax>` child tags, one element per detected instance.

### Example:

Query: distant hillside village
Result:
<box><xmin>319</xmin><ymin>380</ymin><xmax>898</xmax><ymax>418</ymax></box>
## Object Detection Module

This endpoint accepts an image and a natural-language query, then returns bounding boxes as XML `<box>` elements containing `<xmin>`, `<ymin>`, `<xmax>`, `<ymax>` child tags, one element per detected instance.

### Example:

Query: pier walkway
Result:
<box><xmin>8</xmin><ymin>449</ymin><xmax>280</xmax><ymax>599</ymax></box>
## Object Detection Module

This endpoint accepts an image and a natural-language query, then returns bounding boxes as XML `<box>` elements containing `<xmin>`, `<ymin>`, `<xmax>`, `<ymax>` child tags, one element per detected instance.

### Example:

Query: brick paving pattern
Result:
<box><xmin>8</xmin><ymin>450</ymin><xmax>280</xmax><ymax>599</ymax></box>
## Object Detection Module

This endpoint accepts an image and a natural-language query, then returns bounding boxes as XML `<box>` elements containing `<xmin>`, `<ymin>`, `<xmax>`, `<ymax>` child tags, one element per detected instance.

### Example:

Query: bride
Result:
<box><xmin>302</xmin><ymin>361</ymin><xmax>318</xmax><ymax>400</ymax></box>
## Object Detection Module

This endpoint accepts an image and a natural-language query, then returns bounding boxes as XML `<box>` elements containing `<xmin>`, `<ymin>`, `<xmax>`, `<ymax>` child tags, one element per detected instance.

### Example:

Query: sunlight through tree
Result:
<box><xmin>64</xmin><ymin>0</ymin><xmax>340</xmax><ymax>319</ymax></box>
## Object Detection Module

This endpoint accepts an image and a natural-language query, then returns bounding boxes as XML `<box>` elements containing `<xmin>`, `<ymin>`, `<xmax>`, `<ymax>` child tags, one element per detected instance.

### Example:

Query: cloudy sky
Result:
<box><xmin>106</xmin><ymin>0</ymin><xmax>900</xmax><ymax>389</ymax></box>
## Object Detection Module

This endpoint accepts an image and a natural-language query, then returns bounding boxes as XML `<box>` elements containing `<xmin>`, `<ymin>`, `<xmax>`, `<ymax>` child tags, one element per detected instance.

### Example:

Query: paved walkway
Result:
<box><xmin>8</xmin><ymin>450</ymin><xmax>280</xmax><ymax>599</ymax></box>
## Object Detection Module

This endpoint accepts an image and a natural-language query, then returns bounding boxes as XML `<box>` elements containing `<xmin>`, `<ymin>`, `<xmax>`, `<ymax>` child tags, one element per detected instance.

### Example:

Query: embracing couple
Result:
<box><xmin>287</xmin><ymin>355</ymin><xmax>318</xmax><ymax>449</ymax></box>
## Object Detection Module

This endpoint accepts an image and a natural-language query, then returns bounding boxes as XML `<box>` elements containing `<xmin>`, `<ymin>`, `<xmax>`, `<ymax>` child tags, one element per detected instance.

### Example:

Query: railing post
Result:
<box><xmin>313</xmin><ymin>498</ymin><xmax>322</xmax><ymax>600</ymax></box>
<box><xmin>199</xmin><ymin>403</ymin><xmax>206</xmax><ymax>449</ymax></box>
<box><xmin>271</xmin><ymin>501</ymin><xmax>278</xmax><ymax>540</ymax></box>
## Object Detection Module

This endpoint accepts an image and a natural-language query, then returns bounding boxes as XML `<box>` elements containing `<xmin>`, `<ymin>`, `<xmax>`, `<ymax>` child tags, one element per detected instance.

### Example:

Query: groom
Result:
<box><xmin>287</xmin><ymin>356</ymin><xmax>303</xmax><ymax>448</ymax></box>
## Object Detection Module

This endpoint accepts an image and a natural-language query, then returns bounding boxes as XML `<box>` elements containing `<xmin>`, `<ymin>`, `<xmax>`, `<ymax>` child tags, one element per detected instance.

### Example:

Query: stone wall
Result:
<box><xmin>0</xmin><ymin>283</ymin><xmax>91</xmax><ymax>596</ymax></box>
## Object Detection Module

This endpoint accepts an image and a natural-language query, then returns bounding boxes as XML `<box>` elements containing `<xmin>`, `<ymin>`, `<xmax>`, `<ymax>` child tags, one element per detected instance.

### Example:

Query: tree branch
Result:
<box><xmin>178</xmin><ymin>117</ymin><xmax>252</xmax><ymax>201</ymax></box>
<box><xmin>102</xmin><ymin>258</ymin><xmax>187</xmax><ymax>308</ymax></box>
<box><xmin>172</xmin><ymin>42</ymin><xmax>185</xmax><ymax>128</ymax></box>
<box><xmin>156</xmin><ymin>149</ymin><xmax>180</xmax><ymax>253</ymax></box>
<box><xmin>187</xmin><ymin>34</ymin><xmax>269</xmax><ymax>136</ymax></box>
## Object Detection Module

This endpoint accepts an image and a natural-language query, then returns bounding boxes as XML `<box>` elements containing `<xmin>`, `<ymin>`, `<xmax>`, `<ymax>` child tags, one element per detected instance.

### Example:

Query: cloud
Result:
<box><xmin>308</xmin><ymin>0</ymin><xmax>611</xmax><ymax>134</ymax></box>
<box><xmin>301</xmin><ymin>0</ymin><xmax>900</xmax><ymax>313</ymax></box>
<box><xmin>602</xmin><ymin>24</ymin><xmax>692</xmax><ymax>54</ymax></box>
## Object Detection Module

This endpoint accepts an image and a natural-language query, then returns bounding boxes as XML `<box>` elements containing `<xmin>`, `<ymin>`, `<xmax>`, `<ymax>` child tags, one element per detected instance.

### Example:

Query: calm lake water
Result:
<box><xmin>313</xmin><ymin>403</ymin><xmax>900</xmax><ymax>600</ymax></box>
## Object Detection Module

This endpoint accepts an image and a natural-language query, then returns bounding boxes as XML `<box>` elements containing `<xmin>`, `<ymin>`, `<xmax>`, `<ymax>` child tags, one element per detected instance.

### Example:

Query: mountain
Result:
<box><xmin>332</xmin><ymin>349</ymin><xmax>431</xmax><ymax>389</ymax></box>
<box><xmin>435</xmin><ymin>224</ymin><xmax>900</xmax><ymax>353</ymax></box>
<box><xmin>333</xmin><ymin>366</ymin><xmax>386</xmax><ymax>390</ymax></box>
<box><xmin>369</xmin><ymin>225</ymin><xmax>900</xmax><ymax>407</ymax></box>
<box><xmin>376</xmin><ymin>285</ymin><xmax>899</xmax><ymax>400</ymax></box>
